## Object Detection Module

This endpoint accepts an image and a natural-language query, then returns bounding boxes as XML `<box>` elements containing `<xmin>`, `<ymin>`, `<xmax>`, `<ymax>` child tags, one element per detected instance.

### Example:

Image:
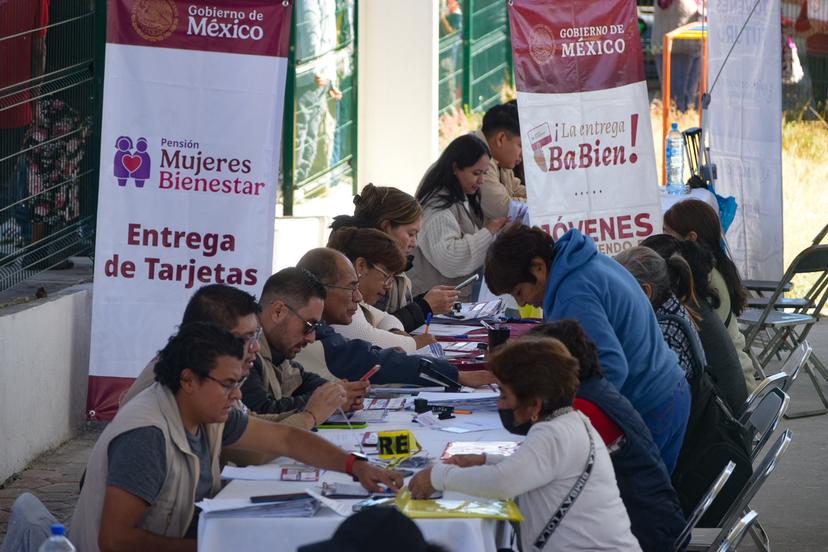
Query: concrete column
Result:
<box><xmin>357</xmin><ymin>1</ymin><xmax>439</xmax><ymax>197</ymax></box>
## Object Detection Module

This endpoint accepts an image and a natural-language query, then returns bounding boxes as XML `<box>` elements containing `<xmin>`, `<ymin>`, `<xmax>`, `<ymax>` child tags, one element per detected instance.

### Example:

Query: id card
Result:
<box><xmin>280</xmin><ymin>466</ymin><xmax>320</xmax><ymax>482</ymax></box>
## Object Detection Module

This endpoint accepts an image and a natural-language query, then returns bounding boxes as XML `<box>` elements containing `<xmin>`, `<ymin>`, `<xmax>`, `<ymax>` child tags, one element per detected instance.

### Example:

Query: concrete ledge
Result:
<box><xmin>0</xmin><ymin>284</ymin><xmax>92</xmax><ymax>483</ymax></box>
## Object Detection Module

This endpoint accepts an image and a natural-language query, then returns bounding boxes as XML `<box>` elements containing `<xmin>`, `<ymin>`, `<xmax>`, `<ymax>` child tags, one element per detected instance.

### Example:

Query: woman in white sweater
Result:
<box><xmin>409</xmin><ymin>338</ymin><xmax>641</xmax><ymax>552</ymax></box>
<box><xmin>327</xmin><ymin>226</ymin><xmax>436</xmax><ymax>352</ymax></box>
<box><xmin>409</xmin><ymin>134</ymin><xmax>508</xmax><ymax>301</ymax></box>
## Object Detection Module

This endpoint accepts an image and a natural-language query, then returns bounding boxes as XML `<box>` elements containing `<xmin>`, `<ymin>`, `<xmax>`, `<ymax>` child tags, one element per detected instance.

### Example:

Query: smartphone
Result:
<box><xmin>454</xmin><ymin>274</ymin><xmax>479</xmax><ymax>291</ymax></box>
<box><xmin>360</xmin><ymin>365</ymin><xmax>381</xmax><ymax>382</ymax></box>
<box><xmin>250</xmin><ymin>492</ymin><xmax>310</xmax><ymax>504</ymax></box>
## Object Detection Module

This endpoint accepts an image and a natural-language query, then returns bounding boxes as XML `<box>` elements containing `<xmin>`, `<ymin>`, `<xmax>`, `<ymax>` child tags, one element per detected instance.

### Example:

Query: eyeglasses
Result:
<box><xmin>370</xmin><ymin>264</ymin><xmax>395</xmax><ymax>285</ymax></box>
<box><xmin>235</xmin><ymin>327</ymin><xmax>262</xmax><ymax>352</ymax></box>
<box><xmin>324</xmin><ymin>281</ymin><xmax>361</xmax><ymax>297</ymax></box>
<box><xmin>205</xmin><ymin>374</ymin><xmax>248</xmax><ymax>396</ymax></box>
<box><xmin>285</xmin><ymin>304</ymin><xmax>322</xmax><ymax>336</ymax></box>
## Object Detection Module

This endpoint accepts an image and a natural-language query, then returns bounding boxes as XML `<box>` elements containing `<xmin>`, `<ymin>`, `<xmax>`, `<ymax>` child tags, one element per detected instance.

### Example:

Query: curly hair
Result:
<box><xmin>488</xmin><ymin>337</ymin><xmax>580</xmax><ymax>415</ymax></box>
<box><xmin>484</xmin><ymin>224</ymin><xmax>556</xmax><ymax>295</ymax></box>
<box><xmin>154</xmin><ymin>322</ymin><xmax>244</xmax><ymax>393</ymax></box>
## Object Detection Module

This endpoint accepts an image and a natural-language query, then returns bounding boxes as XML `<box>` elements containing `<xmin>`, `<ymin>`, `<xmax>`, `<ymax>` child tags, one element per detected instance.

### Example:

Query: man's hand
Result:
<box><xmin>341</xmin><ymin>379</ymin><xmax>370</xmax><ymax>412</ymax></box>
<box><xmin>458</xmin><ymin>370</ymin><xmax>496</xmax><ymax>388</ymax></box>
<box><xmin>443</xmin><ymin>453</ymin><xmax>486</xmax><ymax>467</ymax></box>
<box><xmin>413</xmin><ymin>333</ymin><xmax>437</xmax><ymax>349</ymax></box>
<box><xmin>408</xmin><ymin>467</ymin><xmax>436</xmax><ymax>499</ymax></box>
<box><xmin>328</xmin><ymin>85</ymin><xmax>343</xmax><ymax>100</ymax></box>
<box><xmin>305</xmin><ymin>382</ymin><xmax>347</xmax><ymax>422</ymax></box>
<box><xmin>424</xmin><ymin>285</ymin><xmax>460</xmax><ymax>315</ymax></box>
<box><xmin>352</xmin><ymin>462</ymin><xmax>404</xmax><ymax>493</ymax></box>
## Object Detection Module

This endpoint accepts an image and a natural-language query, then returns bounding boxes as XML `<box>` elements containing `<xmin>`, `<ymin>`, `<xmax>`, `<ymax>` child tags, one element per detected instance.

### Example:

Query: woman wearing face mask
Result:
<box><xmin>327</xmin><ymin>227</ymin><xmax>436</xmax><ymax>352</ymax></box>
<box><xmin>330</xmin><ymin>184</ymin><xmax>459</xmax><ymax>332</ymax></box>
<box><xmin>408</xmin><ymin>134</ymin><xmax>509</xmax><ymax>302</ymax></box>
<box><xmin>408</xmin><ymin>338</ymin><xmax>642</xmax><ymax>552</ymax></box>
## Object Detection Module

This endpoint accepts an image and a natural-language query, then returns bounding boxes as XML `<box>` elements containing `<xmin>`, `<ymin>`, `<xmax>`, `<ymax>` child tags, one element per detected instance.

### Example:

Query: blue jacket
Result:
<box><xmin>315</xmin><ymin>322</ymin><xmax>460</xmax><ymax>385</ymax></box>
<box><xmin>543</xmin><ymin>230</ymin><xmax>684</xmax><ymax>414</ymax></box>
<box><xmin>578</xmin><ymin>377</ymin><xmax>686</xmax><ymax>552</ymax></box>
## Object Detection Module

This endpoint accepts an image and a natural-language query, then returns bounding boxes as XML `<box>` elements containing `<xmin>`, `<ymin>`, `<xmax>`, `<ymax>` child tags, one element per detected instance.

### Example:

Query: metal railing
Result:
<box><xmin>0</xmin><ymin>0</ymin><xmax>103</xmax><ymax>291</ymax></box>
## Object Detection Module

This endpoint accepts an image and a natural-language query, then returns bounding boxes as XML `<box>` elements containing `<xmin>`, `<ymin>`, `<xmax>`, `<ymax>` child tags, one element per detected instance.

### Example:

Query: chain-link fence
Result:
<box><xmin>0</xmin><ymin>0</ymin><xmax>102</xmax><ymax>291</ymax></box>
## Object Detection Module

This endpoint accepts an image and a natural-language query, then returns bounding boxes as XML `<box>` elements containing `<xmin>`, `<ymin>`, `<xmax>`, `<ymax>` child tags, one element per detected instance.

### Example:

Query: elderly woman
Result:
<box><xmin>615</xmin><ymin>245</ymin><xmax>705</xmax><ymax>380</ymax></box>
<box><xmin>409</xmin><ymin>338</ymin><xmax>642</xmax><ymax>551</ymax></box>
<box><xmin>331</xmin><ymin>184</ymin><xmax>459</xmax><ymax>331</ymax></box>
<box><xmin>485</xmin><ymin>225</ymin><xmax>689</xmax><ymax>474</ymax></box>
<box><xmin>327</xmin><ymin>227</ymin><xmax>435</xmax><ymax>352</ymax></box>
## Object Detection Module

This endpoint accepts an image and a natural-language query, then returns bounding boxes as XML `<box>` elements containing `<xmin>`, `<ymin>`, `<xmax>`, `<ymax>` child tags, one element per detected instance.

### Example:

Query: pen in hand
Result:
<box><xmin>424</xmin><ymin>312</ymin><xmax>432</xmax><ymax>335</ymax></box>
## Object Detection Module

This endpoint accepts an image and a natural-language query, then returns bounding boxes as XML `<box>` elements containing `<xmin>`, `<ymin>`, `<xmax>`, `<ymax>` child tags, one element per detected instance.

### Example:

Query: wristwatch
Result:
<box><xmin>345</xmin><ymin>452</ymin><xmax>368</xmax><ymax>476</ymax></box>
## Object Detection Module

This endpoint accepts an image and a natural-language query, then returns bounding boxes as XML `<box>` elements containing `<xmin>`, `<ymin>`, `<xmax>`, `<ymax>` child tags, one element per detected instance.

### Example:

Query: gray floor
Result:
<box><xmin>1</xmin><ymin>321</ymin><xmax>827</xmax><ymax>550</ymax></box>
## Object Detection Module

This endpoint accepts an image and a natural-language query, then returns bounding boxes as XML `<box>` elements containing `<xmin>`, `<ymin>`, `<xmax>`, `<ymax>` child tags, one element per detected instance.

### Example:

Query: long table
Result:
<box><xmin>198</xmin><ymin>406</ymin><xmax>518</xmax><ymax>551</ymax></box>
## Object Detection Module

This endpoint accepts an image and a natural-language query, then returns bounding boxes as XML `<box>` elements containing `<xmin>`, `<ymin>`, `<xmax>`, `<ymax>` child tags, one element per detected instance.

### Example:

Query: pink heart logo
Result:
<box><xmin>122</xmin><ymin>154</ymin><xmax>142</xmax><ymax>173</ymax></box>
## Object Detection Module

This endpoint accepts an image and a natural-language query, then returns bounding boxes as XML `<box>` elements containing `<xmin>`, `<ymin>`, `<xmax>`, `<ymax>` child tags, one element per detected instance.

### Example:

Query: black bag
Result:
<box><xmin>660</xmin><ymin>313</ymin><xmax>753</xmax><ymax>528</ymax></box>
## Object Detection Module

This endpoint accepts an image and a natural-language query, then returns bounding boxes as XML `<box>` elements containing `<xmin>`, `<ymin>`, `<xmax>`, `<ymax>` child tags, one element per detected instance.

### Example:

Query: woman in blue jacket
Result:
<box><xmin>485</xmin><ymin>225</ymin><xmax>690</xmax><ymax>473</ymax></box>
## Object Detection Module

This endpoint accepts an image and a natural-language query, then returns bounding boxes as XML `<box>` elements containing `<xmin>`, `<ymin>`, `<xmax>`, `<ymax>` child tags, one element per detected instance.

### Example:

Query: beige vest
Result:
<box><xmin>70</xmin><ymin>383</ymin><xmax>223</xmax><ymax>551</ymax></box>
<box><xmin>120</xmin><ymin>357</ymin><xmax>158</xmax><ymax>406</ymax></box>
<box><xmin>293</xmin><ymin>341</ymin><xmax>337</xmax><ymax>381</ymax></box>
<box><xmin>258</xmin><ymin>332</ymin><xmax>304</xmax><ymax>401</ymax></box>
<box><xmin>408</xmin><ymin>199</ymin><xmax>483</xmax><ymax>301</ymax></box>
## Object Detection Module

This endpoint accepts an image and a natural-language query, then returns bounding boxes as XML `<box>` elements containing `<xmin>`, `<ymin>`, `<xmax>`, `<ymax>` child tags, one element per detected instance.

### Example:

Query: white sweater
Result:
<box><xmin>331</xmin><ymin>303</ymin><xmax>417</xmax><ymax>352</ymax></box>
<box><xmin>430</xmin><ymin>411</ymin><xmax>641</xmax><ymax>552</ymax></box>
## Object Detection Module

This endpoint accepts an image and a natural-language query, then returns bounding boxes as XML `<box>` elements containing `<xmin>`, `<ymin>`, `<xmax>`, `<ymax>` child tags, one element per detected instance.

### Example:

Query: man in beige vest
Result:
<box><xmin>240</xmin><ymin>267</ymin><xmax>368</xmax><ymax>423</ymax></box>
<box><xmin>71</xmin><ymin>323</ymin><xmax>402</xmax><ymax>552</ymax></box>
<box><xmin>472</xmin><ymin>101</ymin><xmax>526</xmax><ymax>220</ymax></box>
<box><xmin>120</xmin><ymin>284</ymin><xmax>342</xmax><ymax>433</ymax></box>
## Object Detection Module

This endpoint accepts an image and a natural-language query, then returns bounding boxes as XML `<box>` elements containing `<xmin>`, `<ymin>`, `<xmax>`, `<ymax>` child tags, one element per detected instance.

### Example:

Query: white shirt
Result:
<box><xmin>332</xmin><ymin>303</ymin><xmax>416</xmax><ymax>352</ymax></box>
<box><xmin>430</xmin><ymin>411</ymin><xmax>642</xmax><ymax>551</ymax></box>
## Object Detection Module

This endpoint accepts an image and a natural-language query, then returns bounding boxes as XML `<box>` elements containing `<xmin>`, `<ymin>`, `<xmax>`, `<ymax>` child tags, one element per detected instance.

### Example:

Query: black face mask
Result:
<box><xmin>498</xmin><ymin>408</ymin><xmax>533</xmax><ymax>436</ymax></box>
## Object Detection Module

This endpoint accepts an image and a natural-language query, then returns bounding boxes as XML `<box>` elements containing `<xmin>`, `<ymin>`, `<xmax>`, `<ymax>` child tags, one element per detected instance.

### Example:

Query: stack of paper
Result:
<box><xmin>196</xmin><ymin>497</ymin><xmax>320</xmax><ymax>518</ymax></box>
<box><xmin>410</xmin><ymin>390</ymin><xmax>500</xmax><ymax>411</ymax></box>
<box><xmin>410</xmin><ymin>324</ymin><xmax>481</xmax><ymax>337</ymax></box>
<box><xmin>434</xmin><ymin>300</ymin><xmax>504</xmax><ymax>323</ymax></box>
<box><xmin>441</xmin><ymin>441</ymin><xmax>521</xmax><ymax>460</ymax></box>
<box><xmin>363</xmin><ymin>397</ymin><xmax>406</xmax><ymax>410</ymax></box>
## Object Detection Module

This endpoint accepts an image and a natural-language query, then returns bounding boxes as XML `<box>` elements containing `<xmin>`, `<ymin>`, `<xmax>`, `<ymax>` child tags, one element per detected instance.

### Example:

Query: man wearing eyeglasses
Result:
<box><xmin>295</xmin><ymin>248</ymin><xmax>495</xmax><ymax>388</ymax></box>
<box><xmin>241</xmin><ymin>267</ymin><xmax>368</xmax><ymax>425</ymax></box>
<box><xmin>71</xmin><ymin>323</ymin><xmax>402</xmax><ymax>552</ymax></box>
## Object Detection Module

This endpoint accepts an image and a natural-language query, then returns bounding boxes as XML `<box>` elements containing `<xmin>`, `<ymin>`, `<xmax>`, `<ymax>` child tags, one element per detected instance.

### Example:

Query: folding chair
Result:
<box><xmin>740</xmin><ymin>388</ymin><xmax>790</xmax><ymax>462</ymax></box>
<box><xmin>778</xmin><ymin>342</ymin><xmax>818</xmax><ymax>418</ymax></box>
<box><xmin>673</xmin><ymin>461</ymin><xmax>736</xmax><ymax>551</ymax></box>
<box><xmin>714</xmin><ymin>510</ymin><xmax>759</xmax><ymax>552</ymax></box>
<box><xmin>736</xmin><ymin>373</ymin><xmax>788</xmax><ymax>423</ymax></box>
<box><xmin>739</xmin><ymin>239</ymin><xmax>828</xmax><ymax>414</ymax></box>
<box><xmin>688</xmin><ymin>429</ymin><xmax>793</xmax><ymax>552</ymax></box>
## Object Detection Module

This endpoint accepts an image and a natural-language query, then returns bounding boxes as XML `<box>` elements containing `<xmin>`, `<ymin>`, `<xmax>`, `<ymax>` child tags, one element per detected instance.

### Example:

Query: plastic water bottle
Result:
<box><xmin>665</xmin><ymin>122</ymin><xmax>687</xmax><ymax>194</ymax></box>
<box><xmin>38</xmin><ymin>524</ymin><xmax>76</xmax><ymax>551</ymax></box>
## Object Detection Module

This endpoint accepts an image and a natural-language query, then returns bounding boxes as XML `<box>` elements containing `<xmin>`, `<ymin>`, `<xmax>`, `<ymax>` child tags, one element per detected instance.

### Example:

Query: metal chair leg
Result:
<box><xmin>784</xmin><ymin>361</ymin><xmax>828</xmax><ymax>419</ymax></box>
<box><xmin>748</xmin><ymin>519</ymin><xmax>770</xmax><ymax>552</ymax></box>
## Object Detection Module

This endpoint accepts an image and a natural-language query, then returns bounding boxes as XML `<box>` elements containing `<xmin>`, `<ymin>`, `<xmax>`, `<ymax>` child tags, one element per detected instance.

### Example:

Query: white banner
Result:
<box><xmin>708</xmin><ymin>0</ymin><xmax>784</xmax><ymax>279</ymax></box>
<box><xmin>88</xmin><ymin>0</ymin><xmax>291</xmax><ymax>417</ymax></box>
<box><xmin>508</xmin><ymin>0</ymin><xmax>662</xmax><ymax>254</ymax></box>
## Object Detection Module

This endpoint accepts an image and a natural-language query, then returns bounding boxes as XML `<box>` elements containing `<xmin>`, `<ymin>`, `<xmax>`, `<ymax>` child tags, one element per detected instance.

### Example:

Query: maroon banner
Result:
<box><xmin>108</xmin><ymin>0</ymin><xmax>292</xmax><ymax>58</ymax></box>
<box><xmin>86</xmin><ymin>375</ymin><xmax>135</xmax><ymax>420</ymax></box>
<box><xmin>509</xmin><ymin>0</ymin><xmax>644</xmax><ymax>94</ymax></box>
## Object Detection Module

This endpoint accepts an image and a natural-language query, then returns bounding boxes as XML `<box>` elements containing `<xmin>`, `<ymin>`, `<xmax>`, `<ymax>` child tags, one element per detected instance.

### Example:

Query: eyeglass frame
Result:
<box><xmin>205</xmin><ymin>374</ymin><xmax>248</xmax><ymax>396</ymax></box>
<box><xmin>369</xmin><ymin>263</ymin><xmax>395</xmax><ymax>285</ymax></box>
<box><xmin>236</xmin><ymin>327</ymin><xmax>262</xmax><ymax>351</ymax></box>
<box><xmin>324</xmin><ymin>279</ymin><xmax>361</xmax><ymax>296</ymax></box>
<box><xmin>284</xmin><ymin>303</ymin><xmax>322</xmax><ymax>336</ymax></box>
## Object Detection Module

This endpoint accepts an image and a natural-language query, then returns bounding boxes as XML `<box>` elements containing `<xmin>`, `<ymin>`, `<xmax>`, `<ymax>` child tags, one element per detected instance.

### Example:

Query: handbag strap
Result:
<box><xmin>532</xmin><ymin>415</ymin><xmax>596</xmax><ymax>551</ymax></box>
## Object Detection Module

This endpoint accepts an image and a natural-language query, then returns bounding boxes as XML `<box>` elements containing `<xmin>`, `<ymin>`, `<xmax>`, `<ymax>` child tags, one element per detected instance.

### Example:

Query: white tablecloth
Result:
<box><xmin>198</xmin><ymin>409</ymin><xmax>517</xmax><ymax>552</ymax></box>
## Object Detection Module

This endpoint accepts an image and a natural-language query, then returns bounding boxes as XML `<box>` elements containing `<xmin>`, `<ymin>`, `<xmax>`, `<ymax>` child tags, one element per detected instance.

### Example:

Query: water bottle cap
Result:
<box><xmin>50</xmin><ymin>524</ymin><xmax>65</xmax><ymax>536</ymax></box>
<box><xmin>671</xmin><ymin>122</ymin><xmax>679</xmax><ymax>130</ymax></box>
